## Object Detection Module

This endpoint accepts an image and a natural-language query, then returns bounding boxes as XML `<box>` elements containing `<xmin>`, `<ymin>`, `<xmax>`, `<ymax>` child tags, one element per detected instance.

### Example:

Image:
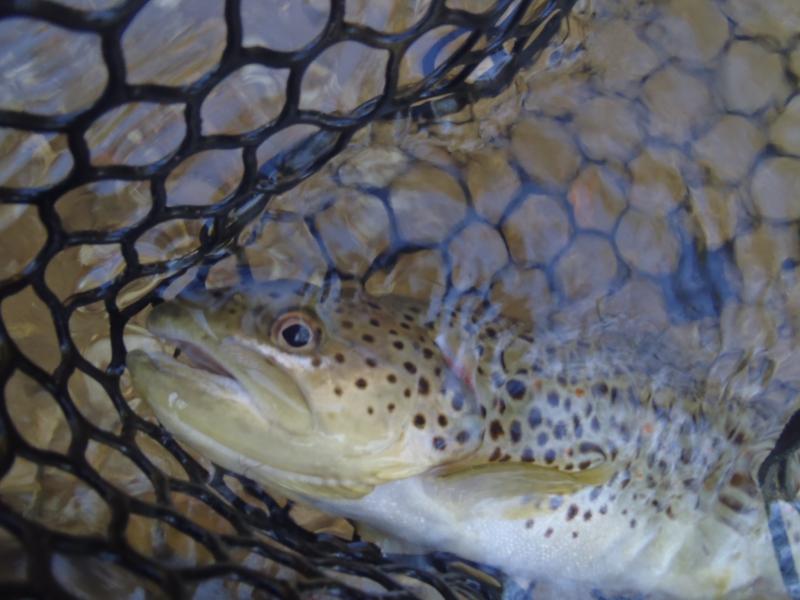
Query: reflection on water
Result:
<box><xmin>1</xmin><ymin>0</ymin><xmax>799</xmax><ymax>598</ymax></box>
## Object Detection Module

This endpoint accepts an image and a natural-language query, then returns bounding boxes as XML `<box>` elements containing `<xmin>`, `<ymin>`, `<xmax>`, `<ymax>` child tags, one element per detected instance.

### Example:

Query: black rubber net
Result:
<box><xmin>0</xmin><ymin>1</ymin><xmax>577</xmax><ymax>597</ymax></box>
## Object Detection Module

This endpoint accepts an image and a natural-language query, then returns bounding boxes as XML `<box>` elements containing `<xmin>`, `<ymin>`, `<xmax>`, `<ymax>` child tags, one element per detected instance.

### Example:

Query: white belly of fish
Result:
<box><xmin>318</xmin><ymin>476</ymin><xmax>785</xmax><ymax>599</ymax></box>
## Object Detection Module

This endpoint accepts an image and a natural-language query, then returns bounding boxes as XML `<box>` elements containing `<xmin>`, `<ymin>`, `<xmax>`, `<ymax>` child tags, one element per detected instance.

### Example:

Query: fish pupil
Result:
<box><xmin>282</xmin><ymin>323</ymin><xmax>311</xmax><ymax>348</ymax></box>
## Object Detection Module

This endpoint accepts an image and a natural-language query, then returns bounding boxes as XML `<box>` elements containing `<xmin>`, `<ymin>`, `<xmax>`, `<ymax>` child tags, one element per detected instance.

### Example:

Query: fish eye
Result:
<box><xmin>272</xmin><ymin>312</ymin><xmax>319</xmax><ymax>352</ymax></box>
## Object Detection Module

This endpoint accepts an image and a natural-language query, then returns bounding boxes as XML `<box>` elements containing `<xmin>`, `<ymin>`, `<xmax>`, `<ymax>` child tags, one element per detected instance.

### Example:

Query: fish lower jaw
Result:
<box><xmin>128</xmin><ymin>348</ymin><xmax>246</xmax><ymax>394</ymax></box>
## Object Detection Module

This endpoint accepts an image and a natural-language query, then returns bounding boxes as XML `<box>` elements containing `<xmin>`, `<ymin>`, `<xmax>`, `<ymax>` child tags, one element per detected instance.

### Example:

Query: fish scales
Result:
<box><xmin>127</xmin><ymin>281</ymin><xmax>800</xmax><ymax>599</ymax></box>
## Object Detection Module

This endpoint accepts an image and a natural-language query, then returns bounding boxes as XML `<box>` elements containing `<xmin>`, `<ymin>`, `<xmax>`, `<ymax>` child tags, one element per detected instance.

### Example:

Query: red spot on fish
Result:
<box><xmin>443</xmin><ymin>354</ymin><xmax>475</xmax><ymax>391</ymax></box>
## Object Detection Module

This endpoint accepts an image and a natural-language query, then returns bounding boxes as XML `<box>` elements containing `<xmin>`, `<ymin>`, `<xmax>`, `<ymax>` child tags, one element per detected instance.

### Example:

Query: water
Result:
<box><xmin>0</xmin><ymin>0</ymin><xmax>799</xmax><ymax>597</ymax></box>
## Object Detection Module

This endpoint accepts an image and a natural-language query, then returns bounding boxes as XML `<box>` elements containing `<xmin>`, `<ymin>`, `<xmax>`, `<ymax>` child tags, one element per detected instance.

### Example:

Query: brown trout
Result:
<box><xmin>126</xmin><ymin>280</ymin><xmax>798</xmax><ymax>598</ymax></box>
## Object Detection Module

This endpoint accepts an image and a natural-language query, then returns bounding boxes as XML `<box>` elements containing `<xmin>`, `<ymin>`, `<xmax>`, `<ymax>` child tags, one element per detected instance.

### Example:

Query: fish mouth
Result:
<box><xmin>171</xmin><ymin>340</ymin><xmax>236</xmax><ymax>381</ymax></box>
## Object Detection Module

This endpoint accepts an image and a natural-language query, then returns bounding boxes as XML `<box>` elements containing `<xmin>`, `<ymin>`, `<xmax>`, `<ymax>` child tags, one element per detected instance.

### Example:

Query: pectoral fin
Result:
<box><xmin>433</xmin><ymin>461</ymin><xmax>615</xmax><ymax>501</ymax></box>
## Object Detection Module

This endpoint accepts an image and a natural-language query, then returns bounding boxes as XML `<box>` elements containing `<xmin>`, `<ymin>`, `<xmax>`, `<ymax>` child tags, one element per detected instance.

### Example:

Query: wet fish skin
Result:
<box><xmin>127</xmin><ymin>281</ymin><xmax>795</xmax><ymax>599</ymax></box>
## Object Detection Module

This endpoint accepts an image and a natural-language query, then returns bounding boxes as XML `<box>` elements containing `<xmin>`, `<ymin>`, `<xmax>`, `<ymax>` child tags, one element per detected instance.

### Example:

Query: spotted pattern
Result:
<box><xmin>270</xmin><ymin>286</ymin><xmax>767</xmax><ymax>555</ymax></box>
<box><xmin>398</xmin><ymin>299</ymin><xmax>772</xmax><ymax>547</ymax></box>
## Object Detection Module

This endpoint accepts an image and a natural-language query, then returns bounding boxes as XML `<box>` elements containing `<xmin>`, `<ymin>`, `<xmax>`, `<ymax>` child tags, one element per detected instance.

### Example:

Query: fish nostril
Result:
<box><xmin>146</xmin><ymin>301</ymin><xmax>185</xmax><ymax>332</ymax></box>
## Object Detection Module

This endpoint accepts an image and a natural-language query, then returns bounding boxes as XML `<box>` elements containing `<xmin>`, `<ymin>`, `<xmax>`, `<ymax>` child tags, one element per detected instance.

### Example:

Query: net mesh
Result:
<box><xmin>0</xmin><ymin>0</ymin><xmax>576</xmax><ymax>597</ymax></box>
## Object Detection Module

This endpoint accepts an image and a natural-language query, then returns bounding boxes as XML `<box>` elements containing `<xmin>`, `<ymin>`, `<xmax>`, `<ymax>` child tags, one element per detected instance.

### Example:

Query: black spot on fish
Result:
<box><xmin>388</xmin><ymin>403</ymin><xmax>395</xmax><ymax>412</ymax></box>
<box><xmin>528</xmin><ymin>407</ymin><xmax>543</xmax><ymax>429</ymax></box>
<box><xmin>365</xmin><ymin>358</ymin><xmax>377</xmax><ymax>368</ymax></box>
<box><xmin>362</xmin><ymin>334</ymin><xmax>375</xmax><ymax>343</ymax></box>
<box><xmin>393</xmin><ymin>340</ymin><xmax>404</xmax><ymax>350</ymax></box>
<box><xmin>547</xmin><ymin>391</ymin><xmax>559</xmax><ymax>407</ymax></box>
<box><xmin>554</xmin><ymin>422</ymin><xmax>567</xmax><ymax>440</ymax></box>
<box><xmin>506</xmin><ymin>379</ymin><xmax>526</xmax><ymax>400</ymax></box>
<box><xmin>566</xmin><ymin>505</ymin><xmax>578</xmax><ymax>521</ymax></box>
<box><xmin>537</xmin><ymin>432</ymin><xmax>549</xmax><ymax>447</ymax></box>
<box><xmin>592</xmin><ymin>382</ymin><xmax>608</xmax><ymax>397</ymax></box>
<box><xmin>387</xmin><ymin>374</ymin><xmax>397</xmax><ymax>384</ymax></box>
<box><xmin>525</xmin><ymin>519</ymin><xmax>534</xmax><ymax>529</ymax></box>
<box><xmin>521</xmin><ymin>447</ymin><xmax>534</xmax><ymax>462</ymax></box>
<box><xmin>437</xmin><ymin>414</ymin><xmax>448</xmax><ymax>427</ymax></box>
<box><xmin>544</xmin><ymin>449</ymin><xmax>556</xmax><ymax>464</ymax></box>
<box><xmin>490</xmin><ymin>420</ymin><xmax>505</xmax><ymax>440</ymax></box>
<box><xmin>334</xmin><ymin>386</ymin><xmax>342</xmax><ymax>396</ymax></box>
<box><xmin>355</xmin><ymin>378</ymin><xmax>367</xmax><ymax>389</ymax></box>
<box><xmin>369</xmin><ymin>318</ymin><xmax>380</xmax><ymax>327</ymax></box>
<box><xmin>414</xmin><ymin>414</ymin><xmax>426</xmax><ymax>428</ymax></box>
<box><xmin>452</xmin><ymin>394</ymin><xmax>465</xmax><ymax>411</ymax></box>
<box><xmin>545</xmin><ymin>528</ymin><xmax>553</xmax><ymax>538</ymax></box>
<box><xmin>433</xmin><ymin>437</ymin><xmax>446</xmax><ymax>451</ymax></box>
<box><xmin>341</xmin><ymin>320</ymin><xmax>354</xmax><ymax>329</ymax></box>
<box><xmin>335</xmin><ymin>353</ymin><xmax>345</xmax><ymax>363</ymax></box>
<box><xmin>573</xmin><ymin>415</ymin><xmax>583</xmax><ymax>437</ymax></box>
<box><xmin>510</xmin><ymin>420</ymin><xmax>522</xmax><ymax>443</ymax></box>
<box><xmin>404</xmin><ymin>362</ymin><xmax>417</xmax><ymax>374</ymax></box>
<box><xmin>550</xmin><ymin>496</ymin><xmax>563</xmax><ymax>510</ymax></box>
<box><xmin>456</xmin><ymin>430</ymin><xmax>470</xmax><ymax>444</ymax></box>
<box><xmin>423</xmin><ymin>348</ymin><xmax>434</xmax><ymax>359</ymax></box>
<box><xmin>418</xmin><ymin>377</ymin><xmax>430</xmax><ymax>395</ymax></box>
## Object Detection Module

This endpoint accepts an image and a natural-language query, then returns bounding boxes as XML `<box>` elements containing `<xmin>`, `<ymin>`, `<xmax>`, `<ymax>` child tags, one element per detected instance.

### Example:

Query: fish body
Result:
<box><xmin>127</xmin><ymin>281</ymin><xmax>796</xmax><ymax>599</ymax></box>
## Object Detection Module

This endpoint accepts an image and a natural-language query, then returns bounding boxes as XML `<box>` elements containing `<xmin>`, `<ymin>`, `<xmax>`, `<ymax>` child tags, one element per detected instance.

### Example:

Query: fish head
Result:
<box><xmin>127</xmin><ymin>280</ymin><xmax>482</xmax><ymax>499</ymax></box>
